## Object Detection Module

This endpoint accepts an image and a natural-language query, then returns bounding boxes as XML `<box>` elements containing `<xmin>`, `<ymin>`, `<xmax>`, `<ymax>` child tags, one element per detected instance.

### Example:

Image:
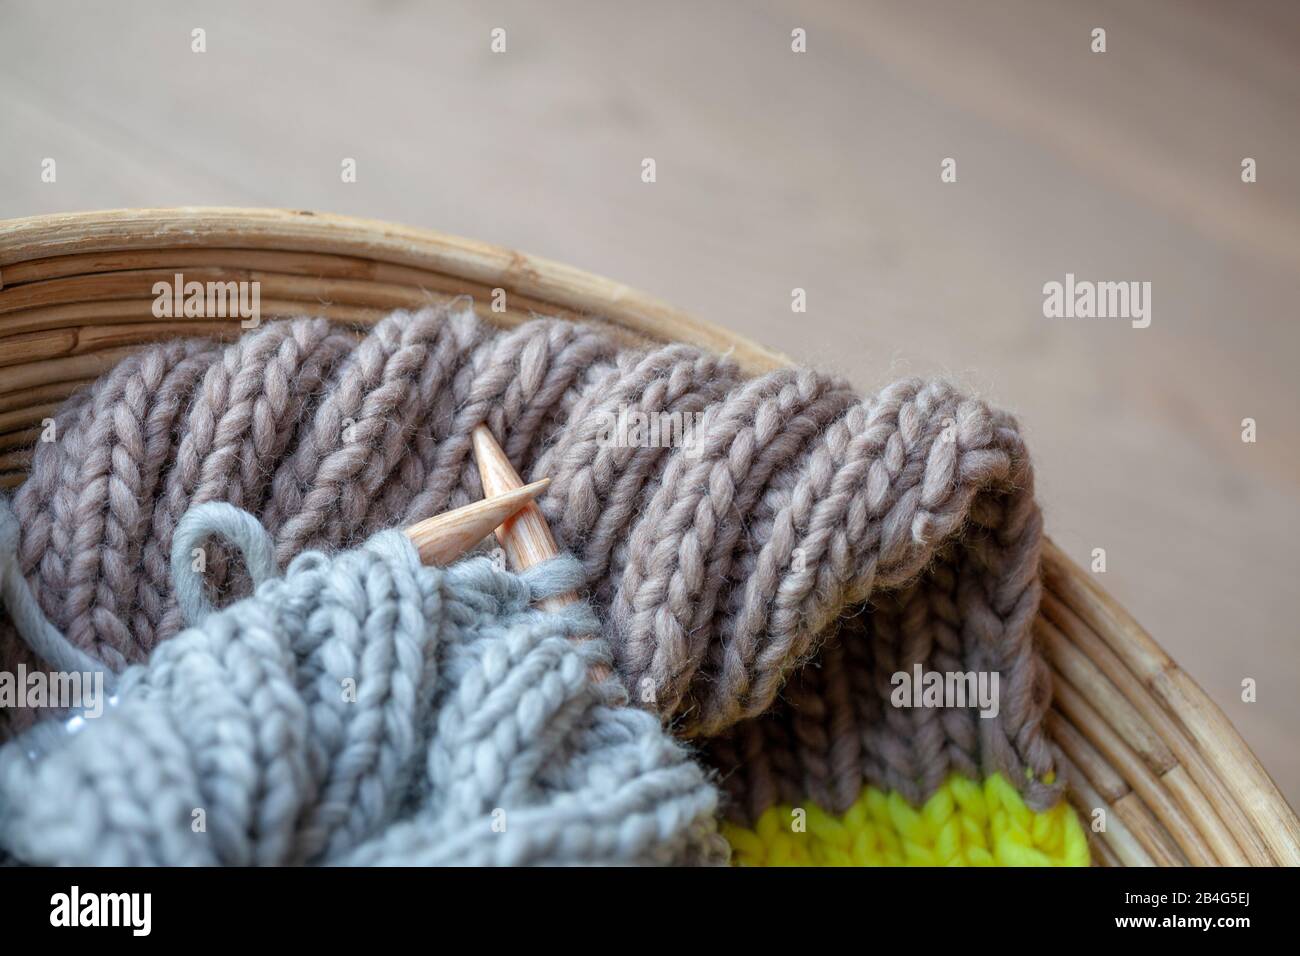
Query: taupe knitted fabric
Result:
<box><xmin>2</xmin><ymin>306</ymin><xmax>1059</xmax><ymax>822</ymax></box>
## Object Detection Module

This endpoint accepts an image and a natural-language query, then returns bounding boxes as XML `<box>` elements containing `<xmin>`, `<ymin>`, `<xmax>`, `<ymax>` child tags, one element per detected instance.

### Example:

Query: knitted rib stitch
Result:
<box><xmin>2</xmin><ymin>305</ymin><xmax>1060</xmax><ymax>824</ymax></box>
<box><xmin>0</xmin><ymin>500</ymin><xmax>726</xmax><ymax>866</ymax></box>
<box><xmin>724</xmin><ymin>773</ymin><xmax>1089</xmax><ymax>867</ymax></box>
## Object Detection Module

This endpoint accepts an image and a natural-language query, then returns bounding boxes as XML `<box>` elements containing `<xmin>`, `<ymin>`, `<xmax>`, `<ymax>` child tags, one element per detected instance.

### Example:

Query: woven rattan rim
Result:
<box><xmin>0</xmin><ymin>208</ymin><xmax>1296</xmax><ymax>866</ymax></box>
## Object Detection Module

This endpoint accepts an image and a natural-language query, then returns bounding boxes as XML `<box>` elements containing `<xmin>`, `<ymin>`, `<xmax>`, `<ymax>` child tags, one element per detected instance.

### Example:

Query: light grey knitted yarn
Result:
<box><xmin>0</xmin><ymin>499</ymin><xmax>726</xmax><ymax>866</ymax></box>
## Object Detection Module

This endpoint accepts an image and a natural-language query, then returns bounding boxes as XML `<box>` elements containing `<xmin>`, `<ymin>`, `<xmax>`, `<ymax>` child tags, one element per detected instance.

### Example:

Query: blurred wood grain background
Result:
<box><xmin>1</xmin><ymin>0</ymin><xmax>1297</xmax><ymax>806</ymax></box>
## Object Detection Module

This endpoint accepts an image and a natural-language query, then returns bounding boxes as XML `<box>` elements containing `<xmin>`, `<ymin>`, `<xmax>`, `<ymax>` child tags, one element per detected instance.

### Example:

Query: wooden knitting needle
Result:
<box><xmin>404</xmin><ymin>478</ymin><xmax>551</xmax><ymax>566</ymax></box>
<box><xmin>470</xmin><ymin>425</ymin><xmax>611</xmax><ymax>681</ymax></box>
<box><xmin>470</xmin><ymin>427</ymin><xmax>577</xmax><ymax>610</ymax></box>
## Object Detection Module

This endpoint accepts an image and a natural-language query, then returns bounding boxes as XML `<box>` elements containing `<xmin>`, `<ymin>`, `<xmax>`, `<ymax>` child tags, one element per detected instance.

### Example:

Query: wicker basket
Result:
<box><xmin>0</xmin><ymin>207</ymin><xmax>1295</xmax><ymax>867</ymax></box>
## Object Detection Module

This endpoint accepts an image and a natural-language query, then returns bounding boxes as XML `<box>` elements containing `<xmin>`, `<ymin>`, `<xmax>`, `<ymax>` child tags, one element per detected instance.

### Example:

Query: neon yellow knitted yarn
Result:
<box><xmin>723</xmin><ymin>773</ymin><xmax>1089</xmax><ymax>867</ymax></box>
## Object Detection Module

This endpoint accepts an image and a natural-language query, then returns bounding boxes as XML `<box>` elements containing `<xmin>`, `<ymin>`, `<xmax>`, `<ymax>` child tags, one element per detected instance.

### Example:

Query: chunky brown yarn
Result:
<box><xmin>3</xmin><ymin>305</ymin><xmax>1059</xmax><ymax>822</ymax></box>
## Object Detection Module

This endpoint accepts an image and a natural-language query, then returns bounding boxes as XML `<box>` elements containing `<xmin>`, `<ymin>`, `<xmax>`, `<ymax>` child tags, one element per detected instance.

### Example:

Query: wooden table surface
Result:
<box><xmin>1</xmin><ymin>0</ymin><xmax>1297</xmax><ymax>808</ymax></box>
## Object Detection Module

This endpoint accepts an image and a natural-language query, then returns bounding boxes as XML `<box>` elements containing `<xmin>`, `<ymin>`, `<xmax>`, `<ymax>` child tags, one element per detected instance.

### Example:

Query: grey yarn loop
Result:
<box><xmin>0</xmin><ymin>503</ymin><xmax>725</xmax><ymax>866</ymax></box>
<box><xmin>171</xmin><ymin>501</ymin><xmax>280</xmax><ymax>627</ymax></box>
